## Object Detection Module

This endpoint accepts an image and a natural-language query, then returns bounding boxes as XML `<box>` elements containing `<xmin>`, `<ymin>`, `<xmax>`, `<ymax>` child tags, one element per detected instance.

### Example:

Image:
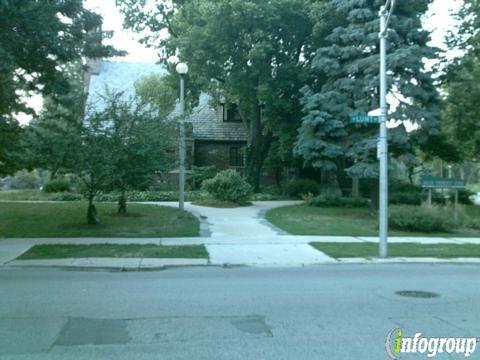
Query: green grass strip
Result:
<box><xmin>18</xmin><ymin>244</ymin><xmax>209</xmax><ymax>260</ymax></box>
<box><xmin>310</xmin><ymin>242</ymin><xmax>480</xmax><ymax>259</ymax></box>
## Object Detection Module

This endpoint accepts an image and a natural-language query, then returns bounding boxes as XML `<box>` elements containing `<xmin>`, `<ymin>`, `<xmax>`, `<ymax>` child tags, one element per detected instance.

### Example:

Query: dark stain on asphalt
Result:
<box><xmin>231</xmin><ymin>316</ymin><xmax>273</xmax><ymax>337</ymax></box>
<box><xmin>55</xmin><ymin>317</ymin><xmax>131</xmax><ymax>346</ymax></box>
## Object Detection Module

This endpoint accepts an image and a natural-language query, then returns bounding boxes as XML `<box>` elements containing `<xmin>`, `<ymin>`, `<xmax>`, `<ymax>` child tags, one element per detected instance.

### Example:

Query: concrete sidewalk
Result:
<box><xmin>3</xmin><ymin>235</ymin><xmax>480</xmax><ymax>269</ymax></box>
<box><xmin>149</xmin><ymin>200</ymin><xmax>303</xmax><ymax>238</ymax></box>
<box><xmin>2</xmin><ymin>201</ymin><xmax>480</xmax><ymax>269</ymax></box>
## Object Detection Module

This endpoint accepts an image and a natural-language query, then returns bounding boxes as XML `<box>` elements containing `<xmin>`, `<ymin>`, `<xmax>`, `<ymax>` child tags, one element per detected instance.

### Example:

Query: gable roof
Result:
<box><xmin>85</xmin><ymin>60</ymin><xmax>247</xmax><ymax>142</ymax></box>
<box><xmin>186</xmin><ymin>94</ymin><xmax>248</xmax><ymax>142</ymax></box>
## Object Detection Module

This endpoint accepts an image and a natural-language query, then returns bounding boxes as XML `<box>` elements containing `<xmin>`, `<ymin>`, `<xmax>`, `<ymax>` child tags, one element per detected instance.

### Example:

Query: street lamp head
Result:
<box><xmin>176</xmin><ymin>62</ymin><xmax>189</xmax><ymax>75</ymax></box>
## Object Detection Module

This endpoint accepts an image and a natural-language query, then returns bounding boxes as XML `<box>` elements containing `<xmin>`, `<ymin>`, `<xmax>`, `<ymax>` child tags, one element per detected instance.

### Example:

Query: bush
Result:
<box><xmin>201</xmin><ymin>169</ymin><xmax>252</xmax><ymax>204</ymax></box>
<box><xmin>94</xmin><ymin>190</ymin><xmax>208</xmax><ymax>202</ymax></box>
<box><xmin>389</xmin><ymin>192</ymin><xmax>422</xmax><ymax>206</ymax></box>
<box><xmin>188</xmin><ymin>166</ymin><xmax>217</xmax><ymax>190</ymax></box>
<box><xmin>308</xmin><ymin>195</ymin><xmax>369</xmax><ymax>208</ymax></box>
<box><xmin>50</xmin><ymin>192</ymin><xmax>83</xmax><ymax>201</ymax></box>
<box><xmin>450</xmin><ymin>189</ymin><xmax>474</xmax><ymax>205</ymax></box>
<box><xmin>467</xmin><ymin>218</ymin><xmax>480</xmax><ymax>230</ymax></box>
<box><xmin>389</xmin><ymin>205</ymin><xmax>458</xmax><ymax>233</ymax></box>
<box><xmin>4</xmin><ymin>170</ymin><xmax>41</xmax><ymax>190</ymax></box>
<box><xmin>43</xmin><ymin>178</ymin><xmax>71</xmax><ymax>193</ymax></box>
<box><xmin>285</xmin><ymin>179</ymin><xmax>320</xmax><ymax>199</ymax></box>
<box><xmin>431</xmin><ymin>191</ymin><xmax>447</xmax><ymax>205</ymax></box>
<box><xmin>251</xmin><ymin>193</ymin><xmax>281</xmax><ymax>201</ymax></box>
<box><xmin>389</xmin><ymin>184</ymin><xmax>446</xmax><ymax>206</ymax></box>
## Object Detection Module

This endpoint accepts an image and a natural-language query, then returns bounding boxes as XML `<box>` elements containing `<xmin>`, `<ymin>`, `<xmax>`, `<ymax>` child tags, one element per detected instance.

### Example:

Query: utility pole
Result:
<box><xmin>378</xmin><ymin>0</ymin><xmax>395</xmax><ymax>258</ymax></box>
<box><xmin>176</xmin><ymin>62</ymin><xmax>189</xmax><ymax>211</ymax></box>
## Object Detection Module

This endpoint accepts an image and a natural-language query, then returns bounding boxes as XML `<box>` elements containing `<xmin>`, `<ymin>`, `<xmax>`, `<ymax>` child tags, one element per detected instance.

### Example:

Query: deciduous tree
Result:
<box><xmin>117</xmin><ymin>0</ymin><xmax>318</xmax><ymax>191</ymax></box>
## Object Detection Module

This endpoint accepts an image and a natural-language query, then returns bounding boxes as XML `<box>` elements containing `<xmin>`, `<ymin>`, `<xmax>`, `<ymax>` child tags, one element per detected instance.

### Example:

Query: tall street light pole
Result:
<box><xmin>176</xmin><ymin>62</ymin><xmax>188</xmax><ymax>211</ymax></box>
<box><xmin>379</xmin><ymin>0</ymin><xmax>395</xmax><ymax>258</ymax></box>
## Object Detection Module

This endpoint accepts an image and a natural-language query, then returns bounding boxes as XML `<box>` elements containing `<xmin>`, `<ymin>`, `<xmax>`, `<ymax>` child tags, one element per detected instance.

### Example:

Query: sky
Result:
<box><xmin>18</xmin><ymin>0</ymin><xmax>464</xmax><ymax>124</ymax></box>
<box><xmin>84</xmin><ymin>0</ymin><xmax>159</xmax><ymax>63</ymax></box>
<box><xmin>84</xmin><ymin>0</ymin><xmax>463</xmax><ymax>62</ymax></box>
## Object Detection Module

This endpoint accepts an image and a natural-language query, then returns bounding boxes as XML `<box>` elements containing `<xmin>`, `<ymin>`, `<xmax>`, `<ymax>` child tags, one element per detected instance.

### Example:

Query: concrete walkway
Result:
<box><xmin>1</xmin><ymin>201</ymin><xmax>480</xmax><ymax>268</ymax></box>
<box><xmin>150</xmin><ymin>200</ymin><xmax>303</xmax><ymax>238</ymax></box>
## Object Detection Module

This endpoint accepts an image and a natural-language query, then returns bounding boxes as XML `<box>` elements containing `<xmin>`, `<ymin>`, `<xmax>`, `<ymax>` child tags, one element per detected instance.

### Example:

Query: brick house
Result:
<box><xmin>85</xmin><ymin>60</ymin><xmax>248</xmax><ymax>174</ymax></box>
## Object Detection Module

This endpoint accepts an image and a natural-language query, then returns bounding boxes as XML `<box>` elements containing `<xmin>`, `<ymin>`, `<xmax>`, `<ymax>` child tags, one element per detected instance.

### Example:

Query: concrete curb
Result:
<box><xmin>6</xmin><ymin>257</ymin><xmax>210</xmax><ymax>271</ymax></box>
<box><xmin>338</xmin><ymin>257</ymin><xmax>480</xmax><ymax>264</ymax></box>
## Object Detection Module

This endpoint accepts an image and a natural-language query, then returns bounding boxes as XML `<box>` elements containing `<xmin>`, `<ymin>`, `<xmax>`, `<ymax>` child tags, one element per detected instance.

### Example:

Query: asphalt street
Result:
<box><xmin>0</xmin><ymin>264</ymin><xmax>479</xmax><ymax>359</ymax></box>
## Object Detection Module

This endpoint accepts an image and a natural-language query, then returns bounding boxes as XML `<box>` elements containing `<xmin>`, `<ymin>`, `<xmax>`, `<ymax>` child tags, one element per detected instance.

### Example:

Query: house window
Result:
<box><xmin>223</xmin><ymin>103</ymin><xmax>242</xmax><ymax>123</ymax></box>
<box><xmin>229</xmin><ymin>146</ymin><xmax>244</xmax><ymax>167</ymax></box>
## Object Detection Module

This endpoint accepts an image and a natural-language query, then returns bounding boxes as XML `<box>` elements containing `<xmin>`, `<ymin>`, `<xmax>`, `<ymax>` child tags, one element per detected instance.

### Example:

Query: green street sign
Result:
<box><xmin>421</xmin><ymin>176</ymin><xmax>466</xmax><ymax>189</ymax></box>
<box><xmin>349</xmin><ymin>114</ymin><xmax>379</xmax><ymax>124</ymax></box>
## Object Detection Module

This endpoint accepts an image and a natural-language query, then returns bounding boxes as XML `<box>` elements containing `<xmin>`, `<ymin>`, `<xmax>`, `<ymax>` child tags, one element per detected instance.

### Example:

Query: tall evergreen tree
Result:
<box><xmin>295</xmin><ymin>0</ymin><xmax>440</xmax><ymax>190</ymax></box>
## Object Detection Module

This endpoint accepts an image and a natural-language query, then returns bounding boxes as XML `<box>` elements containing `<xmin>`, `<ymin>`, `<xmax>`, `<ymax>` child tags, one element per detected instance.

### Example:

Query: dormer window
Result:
<box><xmin>223</xmin><ymin>103</ymin><xmax>242</xmax><ymax>123</ymax></box>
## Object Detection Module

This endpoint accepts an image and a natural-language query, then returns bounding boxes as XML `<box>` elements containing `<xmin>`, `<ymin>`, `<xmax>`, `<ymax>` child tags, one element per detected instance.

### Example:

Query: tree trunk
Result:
<box><xmin>245</xmin><ymin>104</ymin><xmax>273</xmax><ymax>192</ymax></box>
<box><xmin>87</xmin><ymin>196</ymin><xmax>99</xmax><ymax>224</ymax></box>
<box><xmin>352</xmin><ymin>177</ymin><xmax>359</xmax><ymax>198</ymax></box>
<box><xmin>118</xmin><ymin>190</ymin><xmax>127</xmax><ymax>215</ymax></box>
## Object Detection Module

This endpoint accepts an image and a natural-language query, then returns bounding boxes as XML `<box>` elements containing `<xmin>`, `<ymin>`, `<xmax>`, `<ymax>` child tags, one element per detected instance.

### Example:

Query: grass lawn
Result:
<box><xmin>0</xmin><ymin>202</ymin><xmax>199</xmax><ymax>238</ymax></box>
<box><xmin>310</xmin><ymin>242</ymin><xmax>480</xmax><ymax>259</ymax></box>
<box><xmin>0</xmin><ymin>190</ymin><xmax>59</xmax><ymax>201</ymax></box>
<box><xmin>265</xmin><ymin>205</ymin><xmax>480</xmax><ymax>237</ymax></box>
<box><xmin>18</xmin><ymin>244</ymin><xmax>208</xmax><ymax>260</ymax></box>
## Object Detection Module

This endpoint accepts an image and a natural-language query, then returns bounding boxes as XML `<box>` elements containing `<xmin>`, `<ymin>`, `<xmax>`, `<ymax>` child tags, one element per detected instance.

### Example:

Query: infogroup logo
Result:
<box><xmin>385</xmin><ymin>328</ymin><xmax>479</xmax><ymax>359</ymax></box>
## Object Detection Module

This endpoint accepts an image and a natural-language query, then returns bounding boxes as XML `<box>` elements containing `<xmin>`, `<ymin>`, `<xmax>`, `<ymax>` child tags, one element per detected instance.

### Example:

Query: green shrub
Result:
<box><xmin>450</xmin><ymin>189</ymin><xmax>474</xmax><ymax>205</ymax></box>
<box><xmin>5</xmin><ymin>170</ymin><xmax>41</xmax><ymax>190</ymax></box>
<box><xmin>285</xmin><ymin>179</ymin><xmax>320</xmax><ymax>199</ymax></box>
<box><xmin>431</xmin><ymin>191</ymin><xmax>447</xmax><ymax>205</ymax></box>
<box><xmin>188</xmin><ymin>166</ymin><xmax>217</xmax><ymax>190</ymax></box>
<box><xmin>389</xmin><ymin>205</ymin><xmax>458</xmax><ymax>233</ymax></box>
<box><xmin>251</xmin><ymin>193</ymin><xmax>281</xmax><ymax>201</ymax></box>
<box><xmin>201</xmin><ymin>169</ymin><xmax>252</xmax><ymax>204</ymax></box>
<box><xmin>251</xmin><ymin>186</ymin><xmax>286</xmax><ymax>201</ymax></box>
<box><xmin>467</xmin><ymin>218</ymin><xmax>480</xmax><ymax>230</ymax></box>
<box><xmin>389</xmin><ymin>192</ymin><xmax>422</xmax><ymax>206</ymax></box>
<box><xmin>390</xmin><ymin>181</ymin><xmax>422</xmax><ymax>193</ymax></box>
<box><xmin>50</xmin><ymin>192</ymin><xmax>83</xmax><ymax>201</ymax></box>
<box><xmin>308</xmin><ymin>195</ymin><xmax>369</xmax><ymax>208</ymax></box>
<box><xmin>43</xmin><ymin>178</ymin><xmax>71</xmax><ymax>193</ymax></box>
<box><xmin>94</xmin><ymin>190</ymin><xmax>208</xmax><ymax>202</ymax></box>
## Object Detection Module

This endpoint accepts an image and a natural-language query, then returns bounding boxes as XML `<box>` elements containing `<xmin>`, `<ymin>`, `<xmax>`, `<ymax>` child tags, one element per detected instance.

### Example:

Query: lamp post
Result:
<box><xmin>176</xmin><ymin>62</ymin><xmax>188</xmax><ymax>211</ymax></box>
<box><xmin>378</xmin><ymin>0</ymin><xmax>395</xmax><ymax>258</ymax></box>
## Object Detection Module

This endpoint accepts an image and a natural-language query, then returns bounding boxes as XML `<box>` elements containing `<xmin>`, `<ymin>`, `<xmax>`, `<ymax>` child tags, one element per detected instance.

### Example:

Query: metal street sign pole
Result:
<box><xmin>378</xmin><ymin>5</ymin><xmax>390</xmax><ymax>258</ymax></box>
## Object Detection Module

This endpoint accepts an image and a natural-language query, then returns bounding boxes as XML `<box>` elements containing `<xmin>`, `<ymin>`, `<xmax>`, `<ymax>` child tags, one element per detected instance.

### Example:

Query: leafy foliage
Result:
<box><xmin>285</xmin><ymin>179</ymin><xmax>320</xmax><ymax>199</ymax></box>
<box><xmin>0</xmin><ymin>0</ymin><xmax>121</xmax><ymax>116</ymax></box>
<box><xmin>389</xmin><ymin>205</ymin><xmax>459</xmax><ymax>233</ymax></box>
<box><xmin>0</xmin><ymin>117</ymin><xmax>24</xmax><ymax>176</ymax></box>
<box><xmin>308</xmin><ymin>195</ymin><xmax>369</xmax><ymax>208</ymax></box>
<box><xmin>117</xmin><ymin>0</ymin><xmax>319</xmax><ymax>190</ymax></box>
<box><xmin>188</xmin><ymin>166</ymin><xmax>218</xmax><ymax>191</ymax></box>
<box><xmin>43</xmin><ymin>178</ymin><xmax>71</xmax><ymax>193</ymax></box>
<box><xmin>442</xmin><ymin>1</ymin><xmax>480</xmax><ymax>162</ymax></box>
<box><xmin>201</xmin><ymin>170</ymin><xmax>253</xmax><ymax>204</ymax></box>
<box><xmin>98</xmin><ymin>93</ymin><xmax>177</xmax><ymax>213</ymax></box>
<box><xmin>135</xmin><ymin>73</ymin><xmax>178</xmax><ymax>117</ymax></box>
<box><xmin>443</xmin><ymin>56</ymin><xmax>480</xmax><ymax>162</ymax></box>
<box><xmin>2</xmin><ymin>170</ymin><xmax>41</xmax><ymax>190</ymax></box>
<box><xmin>295</xmin><ymin>0</ymin><xmax>440</xmax><ymax>183</ymax></box>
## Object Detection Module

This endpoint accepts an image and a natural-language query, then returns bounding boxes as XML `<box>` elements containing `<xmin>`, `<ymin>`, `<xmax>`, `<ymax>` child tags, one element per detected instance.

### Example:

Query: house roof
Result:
<box><xmin>86</xmin><ymin>60</ymin><xmax>247</xmax><ymax>143</ymax></box>
<box><xmin>186</xmin><ymin>94</ymin><xmax>248</xmax><ymax>142</ymax></box>
<box><xmin>86</xmin><ymin>61</ymin><xmax>168</xmax><ymax>115</ymax></box>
